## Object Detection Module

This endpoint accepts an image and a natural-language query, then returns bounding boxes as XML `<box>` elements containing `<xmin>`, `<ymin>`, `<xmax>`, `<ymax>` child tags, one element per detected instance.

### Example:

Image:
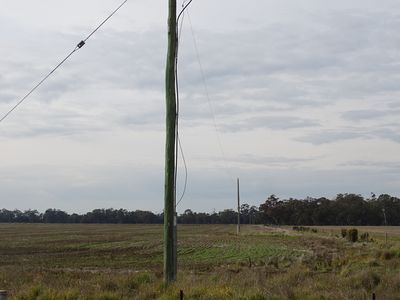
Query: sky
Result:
<box><xmin>1</xmin><ymin>0</ymin><xmax>400</xmax><ymax>213</ymax></box>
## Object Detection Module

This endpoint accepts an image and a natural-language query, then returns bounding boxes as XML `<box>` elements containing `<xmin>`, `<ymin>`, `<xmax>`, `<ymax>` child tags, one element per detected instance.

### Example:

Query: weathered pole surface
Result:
<box><xmin>164</xmin><ymin>0</ymin><xmax>177</xmax><ymax>283</ymax></box>
<box><xmin>237</xmin><ymin>178</ymin><xmax>240</xmax><ymax>235</ymax></box>
<box><xmin>0</xmin><ymin>290</ymin><xmax>8</xmax><ymax>300</ymax></box>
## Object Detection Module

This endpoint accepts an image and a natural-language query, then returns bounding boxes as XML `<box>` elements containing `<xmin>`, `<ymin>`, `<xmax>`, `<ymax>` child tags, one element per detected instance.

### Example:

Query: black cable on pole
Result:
<box><xmin>0</xmin><ymin>0</ymin><xmax>129</xmax><ymax>124</ymax></box>
<box><xmin>177</xmin><ymin>0</ymin><xmax>193</xmax><ymax>24</ymax></box>
<box><xmin>174</xmin><ymin>0</ymin><xmax>193</xmax><ymax>207</ymax></box>
<box><xmin>176</xmin><ymin>136</ymin><xmax>188</xmax><ymax>207</ymax></box>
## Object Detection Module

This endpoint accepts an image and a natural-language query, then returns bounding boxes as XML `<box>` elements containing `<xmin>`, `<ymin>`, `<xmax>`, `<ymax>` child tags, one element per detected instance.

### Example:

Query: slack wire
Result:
<box><xmin>0</xmin><ymin>0</ymin><xmax>129</xmax><ymax>124</ymax></box>
<box><xmin>175</xmin><ymin>0</ymin><xmax>193</xmax><ymax>207</ymax></box>
<box><xmin>187</xmin><ymin>12</ymin><xmax>235</xmax><ymax>182</ymax></box>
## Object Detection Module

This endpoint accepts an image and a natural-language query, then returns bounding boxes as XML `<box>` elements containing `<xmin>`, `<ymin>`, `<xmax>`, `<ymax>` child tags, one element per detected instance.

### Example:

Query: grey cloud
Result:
<box><xmin>199</xmin><ymin>154</ymin><xmax>317</xmax><ymax>169</ymax></box>
<box><xmin>5</xmin><ymin>0</ymin><xmax>400</xmax><ymax>213</ymax></box>
<box><xmin>342</xmin><ymin>109</ymin><xmax>400</xmax><ymax>121</ymax></box>
<box><xmin>388</xmin><ymin>101</ymin><xmax>400</xmax><ymax>109</ymax></box>
<box><xmin>72</xmin><ymin>29</ymin><xmax>166</xmax><ymax>91</ymax></box>
<box><xmin>1</xmin><ymin>28</ymin><xmax>166</xmax><ymax>104</ymax></box>
<box><xmin>339</xmin><ymin>160</ymin><xmax>400</xmax><ymax>171</ymax></box>
<box><xmin>0</xmin><ymin>92</ymin><xmax>16</xmax><ymax>104</ymax></box>
<box><xmin>370</xmin><ymin>128</ymin><xmax>400</xmax><ymax>143</ymax></box>
<box><xmin>236</xmin><ymin>154</ymin><xmax>316</xmax><ymax>166</ymax></box>
<box><xmin>0</xmin><ymin>164</ymin><xmax>164</xmax><ymax>213</ymax></box>
<box><xmin>2</xmin><ymin>4</ymin><xmax>400</xmax><ymax>144</ymax></box>
<box><xmin>0</xmin><ymin>108</ymin><xmax>112</xmax><ymax>138</ymax></box>
<box><xmin>223</xmin><ymin>115</ymin><xmax>319</xmax><ymax>132</ymax></box>
<box><xmin>299</xmin><ymin>127</ymin><xmax>400</xmax><ymax>145</ymax></box>
<box><xmin>174</xmin><ymin>9</ymin><xmax>400</xmax><ymax>123</ymax></box>
<box><xmin>1</xmin><ymin>161</ymin><xmax>400</xmax><ymax>213</ymax></box>
<box><xmin>298</xmin><ymin>129</ymin><xmax>365</xmax><ymax>145</ymax></box>
<box><xmin>235</xmin><ymin>167</ymin><xmax>400</xmax><ymax>204</ymax></box>
<box><xmin>119</xmin><ymin>112</ymin><xmax>164</xmax><ymax>131</ymax></box>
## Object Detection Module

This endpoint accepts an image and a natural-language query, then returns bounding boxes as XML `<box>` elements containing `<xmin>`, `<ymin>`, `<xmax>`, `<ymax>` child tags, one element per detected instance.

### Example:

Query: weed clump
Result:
<box><xmin>379</xmin><ymin>249</ymin><xmax>400</xmax><ymax>260</ymax></box>
<box><xmin>292</xmin><ymin>226</ymin><xmax>317</xmax><ymax>233</ymax></box>
<box><xmin>124</xmin><ymin>272</ymin><xmax>153</xmax><ymax>291</ymax></box>
<box><xmin>341</xmin><ymin>228</ymin><xmax>360</xmax><ymax>242</ymax></box>
<box><xmin>100</xmin><ymin>279</ymin><xmax>118</xmax><ymax>292</ymax></box>
<box><xmin>358</xmin><ymin>270</ymin><xmax>381</xmax><ymax>291</ymax></box>
<box><xmin>15</xmin><ymin>285</ymin><xmax>80</xmax><ymax>300</ymax></box>
<box><xmin>347</xmin><ymin>229</ymin><xmax>358</xmax><ymax>243</ymax></box>
<box><xmin>360</xmin><ymin>232</ymin><xmax>370</xmax><ymax>242</ymax></box>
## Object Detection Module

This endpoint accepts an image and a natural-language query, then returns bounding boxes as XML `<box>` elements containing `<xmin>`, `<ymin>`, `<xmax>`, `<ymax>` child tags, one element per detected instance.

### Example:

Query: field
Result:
<box><xmin>0</xmin><ymin>224</ymin><xmax>400</xmax><ymax>299</ymax></box>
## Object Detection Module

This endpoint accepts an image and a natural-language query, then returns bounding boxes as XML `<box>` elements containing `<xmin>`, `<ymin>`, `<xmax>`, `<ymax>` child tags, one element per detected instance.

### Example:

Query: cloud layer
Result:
<box><xmin>1</xmin><ymin>0</ymin><xmax>400</xmax><ymax>212</ymax></box>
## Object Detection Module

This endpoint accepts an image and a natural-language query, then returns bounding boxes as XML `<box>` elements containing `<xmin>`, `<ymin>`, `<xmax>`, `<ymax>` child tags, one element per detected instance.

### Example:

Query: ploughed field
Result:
<box><xmin>0</xmin><ymin>224</ymin><xmax>399</xmax><ymax>299</ymax></box>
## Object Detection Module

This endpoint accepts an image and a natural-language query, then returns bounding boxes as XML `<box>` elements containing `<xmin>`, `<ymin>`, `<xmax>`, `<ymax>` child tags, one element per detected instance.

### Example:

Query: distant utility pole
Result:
<box><xmin>237</xmin><ymin>178</ymin><xmax>240</xmax><ymax>235</ymax></box>
<box><xmin>164</xmin><ymin>0</ymin><xmax>177</xmax><ymax>284</ymax></box>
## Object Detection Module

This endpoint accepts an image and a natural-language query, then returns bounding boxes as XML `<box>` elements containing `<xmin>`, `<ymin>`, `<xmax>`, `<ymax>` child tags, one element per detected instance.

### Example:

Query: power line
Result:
<box><xmin>175</xmin><ymin>1</ymin><xmax>235</xmax><ymax>207</ymax></box>
<box><xmin>0</xmin><ymin>47</ymin><xmax>79</xmax><ymax>124</ymax></box>
<box><xmin>0</xmin><ymin>0</ymin><xmax>129</xmax><ymax>124</ymax></box>
<box><xmin>83</xmin><ymin>0</ymin><xmax>129</xmax><ymax>43</ymax></box>
<box><xmin>177</xmin><ymin>0</ymin><xmax>193</xmax><ymax>23</ymax></box>
<box><xmin>186</xmin><ymin>11</ymin><xmax>235</xmax><ymax>182</ymax></box>
<box><xmin>176</xmin><ymin>137</ymin><xmax>188</xmax><ymax>206</ymax></box>
<box><xmin>174</xmin><ymin>0</ymin><xmax>193</xmax><ymax>207</ymax></box>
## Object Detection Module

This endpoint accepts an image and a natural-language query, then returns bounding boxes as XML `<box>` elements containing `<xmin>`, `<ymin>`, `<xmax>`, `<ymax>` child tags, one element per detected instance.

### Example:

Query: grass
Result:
<box><xmin>0</xmin><ymin>224</ymin><xmax>399</xmax><ymax>299</ymax></box>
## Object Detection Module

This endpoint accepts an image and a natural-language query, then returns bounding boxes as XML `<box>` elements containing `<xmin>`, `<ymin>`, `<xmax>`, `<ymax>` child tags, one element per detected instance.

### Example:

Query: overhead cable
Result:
<box><xmin>0</xmin><ymin>0</ymin><xmax>129</xmax><ymax>124</ymax></box>
<box><xmin>187</xmin><ymin>11</ymin><xmax>235</xmax><ymax>182</ymax></box>
<box><xmin>175</xmin><ymin>0</ymin><xmax>194</xmax><ymax>207</ymax></box>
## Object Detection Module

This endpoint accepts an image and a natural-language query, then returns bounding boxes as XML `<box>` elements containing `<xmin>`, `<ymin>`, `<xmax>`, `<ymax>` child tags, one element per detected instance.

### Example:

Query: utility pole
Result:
<box><xmin>237</xmin><ymin>178</ymin><xmax>240</xmax><ymax>235</ymax></box>
<box><xmin>164</xmin><ymin>0</ymin><xmax>177</xmax><ymax>283</ymax></box>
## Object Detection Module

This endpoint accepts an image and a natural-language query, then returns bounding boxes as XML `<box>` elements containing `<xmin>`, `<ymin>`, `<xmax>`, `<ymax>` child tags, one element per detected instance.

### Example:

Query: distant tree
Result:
<box><xmin>23</xmin><ymin>210</ymin><xmax>42</xmax><ymax>223</ymax></box>
<box><xmin>179</xmin><ymin>209</ymin><xmax>195</xmax><ymax>224</ymax></box>
<box><xmin>218</xmin><ymin>209</ymin><xmax>236</xmax><ymax>224</ymax></box>
<box><xmin>240</xmin><ymin>203</ymin><xmax>250</xmax><ymax>224</ymax></box>
<box><xmin>0</xmin><ymin>209</ymin><xmax>14</xmax><ymax>222</ymax></box>
<box><xmin>259</xmin><ymin>195</ymin><xmax>281</xmax><ymax>224</ymax></box>
<box><xmin>43</xmin><ymin>209</ymin><xmax>69</xmax><ymax>223</ymax></box>
<box><xmin>2</xmin><ymin>193</ymin><xmax>400</xmax><ymax>225</ymax></box>
<box><xmin>68</xmin><ymin>213</ymin><xmax>82</xmax><ymax>223</ymax></box>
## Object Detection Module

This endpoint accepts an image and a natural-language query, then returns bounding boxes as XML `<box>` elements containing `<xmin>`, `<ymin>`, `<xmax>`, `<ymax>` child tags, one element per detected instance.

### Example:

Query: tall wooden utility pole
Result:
<box><xmin>164</xmin><ymin>0</ymin><xmax>177</xmax><ymax>283</ymax></box>
<box><xmin>237</xmin><ymin>178</ymin><xmax>240</xmax><ymax>235</ymax></box>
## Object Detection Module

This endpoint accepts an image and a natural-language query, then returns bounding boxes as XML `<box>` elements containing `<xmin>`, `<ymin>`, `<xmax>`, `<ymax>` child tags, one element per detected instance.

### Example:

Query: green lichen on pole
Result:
<box><xmin>164</xmin><ymin>0</ymin><xmax>177</xmax><ymax>284</ymax></box>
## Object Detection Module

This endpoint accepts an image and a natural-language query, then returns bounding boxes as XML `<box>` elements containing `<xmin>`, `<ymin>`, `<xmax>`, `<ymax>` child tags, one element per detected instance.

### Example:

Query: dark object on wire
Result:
<box><xmin>0</xmin><ymin>0</ymin><xmax>129</xmax><ymax>124</ymax></box>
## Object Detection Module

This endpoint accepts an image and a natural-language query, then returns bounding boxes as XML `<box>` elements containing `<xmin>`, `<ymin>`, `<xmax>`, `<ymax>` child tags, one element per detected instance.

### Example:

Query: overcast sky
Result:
<box><xmin>1</xmin><ymin>0</ymin><xmax>400</xmax><ymax>213</ymax></box>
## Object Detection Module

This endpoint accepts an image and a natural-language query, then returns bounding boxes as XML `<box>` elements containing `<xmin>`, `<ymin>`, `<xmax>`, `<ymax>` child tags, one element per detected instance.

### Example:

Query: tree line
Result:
<box><xmin>0</xmin><ymin>193</ymin><xmax>399</xmax><ymax>225</ymax></box>
<box><xmin>259</xmin><ymin>193</ymin><xmax>400</xmax><ymax>225</ymax></box>
<box><xmin>0</xmin><ymin>207</ymin><xmax>261</xmax><ymax>224</ymax></box>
